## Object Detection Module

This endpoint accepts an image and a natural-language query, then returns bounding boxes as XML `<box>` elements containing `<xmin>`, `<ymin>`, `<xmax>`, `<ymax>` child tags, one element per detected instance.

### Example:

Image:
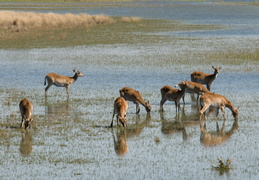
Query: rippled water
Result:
<box><xmin>0</xmin><ymin>1</ymin><xmax>259</xmax><ymax>180</ymax></box>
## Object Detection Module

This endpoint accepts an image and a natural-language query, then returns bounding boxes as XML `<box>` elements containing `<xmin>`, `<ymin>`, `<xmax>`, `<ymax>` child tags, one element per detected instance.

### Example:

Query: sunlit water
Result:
<box><xmin>0</xmin><ymin>1</ymin><xmax>259</xmax><ymax>180</ymax></box>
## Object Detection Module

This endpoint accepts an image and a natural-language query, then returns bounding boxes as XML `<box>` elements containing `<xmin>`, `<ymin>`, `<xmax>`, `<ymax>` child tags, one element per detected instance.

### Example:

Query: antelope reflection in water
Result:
<box><xmin>112</xmin><ymin>128</ymin><xmax>128</xmax><ymax>156</ymax></box>
<box><xmin>160</xmin><ymin>105</ymin><xmax>202</xmax><ymax>141</ymax></box>
<box><xmin>112</xmin><ymin>114</ymin><xmax>151</xmax><ymax>156</ymax></box>
<box><xmin>160</xmin><ymin>112</ymin><xmax>187</xmax><ymax>141</ymax></box>
<box><xmin>19</xmin><ymin>130</ymin><xmax>32</xmax><ymax>157</ymax></box>
<box><xmin>200</xmin><ymin>119</ymin><xmax>239</xmax><ymax>147</ymax></box>
<box><xmin>45</xmin><ymin>99</ymin><xmax>72</xmax><ymax>120</ymax></box>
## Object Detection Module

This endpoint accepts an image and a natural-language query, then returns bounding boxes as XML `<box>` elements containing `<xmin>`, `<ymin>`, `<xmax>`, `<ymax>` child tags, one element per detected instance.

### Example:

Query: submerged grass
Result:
<box><xmin>212</xmin><ymin>157</ymin><xmax>233</xmax><ymax>175</ymax></box>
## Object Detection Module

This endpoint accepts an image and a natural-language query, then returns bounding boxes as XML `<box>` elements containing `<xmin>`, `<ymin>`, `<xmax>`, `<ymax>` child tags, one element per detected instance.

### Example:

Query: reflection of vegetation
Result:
<box><xmin>212</xmin><ymin>157</ymin><xmax>233</xmax><ymax>175</ymax></box>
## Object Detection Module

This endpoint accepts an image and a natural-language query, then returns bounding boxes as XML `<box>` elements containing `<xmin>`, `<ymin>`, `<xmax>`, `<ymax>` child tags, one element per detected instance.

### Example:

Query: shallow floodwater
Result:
<box><xmin>0</xmin><ymin>1</ymin><xmax>259</xmax><ymax>180</ymax></box>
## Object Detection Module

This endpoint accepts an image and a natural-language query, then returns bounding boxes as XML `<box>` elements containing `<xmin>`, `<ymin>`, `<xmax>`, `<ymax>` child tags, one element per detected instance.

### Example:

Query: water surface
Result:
<box><xmin>0</xmin><ymin>1</ymin><xmax>259</xmax><ymax>180</ymax></box>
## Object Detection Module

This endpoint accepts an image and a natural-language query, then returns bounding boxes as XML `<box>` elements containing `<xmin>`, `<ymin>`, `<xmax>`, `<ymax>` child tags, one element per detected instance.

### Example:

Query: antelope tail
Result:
<box><xmin>44</xmin><ymin>76</ymin><xmax>47</xmax><ymax>86</ymax></box>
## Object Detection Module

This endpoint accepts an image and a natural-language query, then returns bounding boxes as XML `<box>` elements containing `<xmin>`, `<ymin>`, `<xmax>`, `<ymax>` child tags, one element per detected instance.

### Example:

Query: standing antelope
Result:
<box><xmin>160</xmin><ymin>83</ymin><xmax>187</xmax><ymax>113</ymax></box>
<box><xmin>119</xmin><ymin>87</ymin><xmax>151</xmax><ymax>114</ymax></box>
<box><xmin>191</xmin><ymin>66</ymin><xmax>221</xmax><ymax>91</ymax></box>
<box><xmin>111</xmin><ymin>97</ymin><xmax>128</xmax><ymax>127</ymax></box>
<box><xmin>19</xmin><ymin>98</ymin><xmax>33</xmax><ymax>129</ymax></box>
<box><xmin>44</xmin><ymin>69</ymin><xmax>84</xmax><ymax>98</ymax></box>
<box><xmin>175</xmin><ymin>80</ymin><xmax>209</xmax><ymax>104</ymax></box>
<box><xmin>199</xmin><ymin>92</ymin><xmax>239</xmax><ymax>120</ymax></box>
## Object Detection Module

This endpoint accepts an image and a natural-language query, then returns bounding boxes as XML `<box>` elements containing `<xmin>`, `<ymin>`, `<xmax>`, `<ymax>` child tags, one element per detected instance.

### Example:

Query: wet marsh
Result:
<box><xmin>0</xmin><ymin>1</ymin><xmax>259</xmax><ymax>180</ymax></box>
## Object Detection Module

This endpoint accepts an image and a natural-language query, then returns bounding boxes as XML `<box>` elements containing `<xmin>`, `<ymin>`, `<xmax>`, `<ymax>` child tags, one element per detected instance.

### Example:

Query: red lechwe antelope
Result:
<box><xmin>199</xmin><ymin>92</ymin><xmax>239</xmax><ymax>120</ymax></box>
<box><xmin>175</xmin><ymin>80</ymin><xmax>209</xmax><ymax>104</ymax></box>
<box><xmin>111</xmin><ymin>97</ymin><xmax>128</xmax><ymax>127</ymax></box>
<box><xmin>160</xmin><ymin>83</ymin><xmax>187</xmax><ymax>113</ymax></box>
<box><xmin>44</xmin><ymin>69</ymin><xmax>84</xmax><ymax>98</ymax></box>
<box><xmin>119</xmin><ymin>87</ymin><xmax>151</xmax><ymax>114</ymax></box>
<box><xmin>191</xmin><ymin>66</ymin><xmax>221</xmax><ymax>91</ymax></box>
<box><xmin>19</xmin><ymin>98</ymin><xmax>33</xmax><ymax>129</ymax></box>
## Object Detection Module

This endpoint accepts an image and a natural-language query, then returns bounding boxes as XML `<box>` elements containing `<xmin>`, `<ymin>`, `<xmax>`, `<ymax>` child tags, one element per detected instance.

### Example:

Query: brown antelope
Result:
<box><xmin>200</xmin><ymin>119</ymin><xmax>238</xmax><ymax>147</ymax></box>
<box><xmin>159</xmin><ymin>85</ymin><xmax>174</xmax><ymax>111</ymax></box>
<box><xmin>175</xmin><ymin>80</ymin><xmax>209</xmax><ymax>104</ymax></box>
<box><xmin>19</xmin><ymin>98</ymin><xmax>33</xmax><ymax>129</ymax></box>
<box><xmin>111</xmin><ymin>97</ymin><xmax>128</xmax><ymax>127</ymax></box>
<box><xmin>199</xmin><ymin>92</ymin><xmax>239</xmax><ymax>120</ymax></box>
<box><xmin>44</xmin><ymin>69</ymin><xmax>84</xmax><ymax>98</ymax></box>
<box><xmin>191</xmin><ymin>66</ymin><xmax>221</xmax><ymax>91</ymax></box>
<box><xmin>160</xmin><ymin>83</ymin><xmax>187</xmax><ymax>113</ymax></box>
<box><xmin>119</xmin><ymin>87</ymin><xmax>151</xmax><ymax>114</ymax></box>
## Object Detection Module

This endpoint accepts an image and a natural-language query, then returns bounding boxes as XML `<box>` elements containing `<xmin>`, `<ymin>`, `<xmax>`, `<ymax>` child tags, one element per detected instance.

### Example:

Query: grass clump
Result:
<box><xmin>0</xmin><ymin>11</ymin><xmax>116</xmax><ymax>31</ymax></box>
<box><xmin>212</xmin><ymin>157</ymin><xmax>233</xmax><ymax>174</ymax></box>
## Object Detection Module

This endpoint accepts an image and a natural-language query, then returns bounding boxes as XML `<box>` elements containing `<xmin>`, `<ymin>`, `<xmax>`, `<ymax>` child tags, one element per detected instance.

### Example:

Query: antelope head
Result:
<box><xmin>232</xmin><ymin>107</ymin><xmax>240</xmax><ymax>119</ymax></box>
<box><xmin>145</xmin><ymin>101</ymin><xmax>151</xmax><ymax>113</ymax></box>
<box><xmin>117</xmin><ymin>115</ymin><xmax>127</xmax><ymax>127</ymax></box>
<box><xmin>212</xmin><ymin>66</ymin><xmax>222</xmax><ymax>75</ymax></box>
<box><xmin>24</xmin><ymin>118</ymin><xmax>33</xmax><ymax>129</ymax></box>
<box><xmin>73</xmin><ymin>69</ymin><xmax>84</xmax><ymax>77</ymax></box>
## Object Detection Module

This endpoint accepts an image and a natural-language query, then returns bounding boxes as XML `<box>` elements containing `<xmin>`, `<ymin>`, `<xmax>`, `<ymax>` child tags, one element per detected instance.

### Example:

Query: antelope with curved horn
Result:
<box><xmin>160</xmin><ymin>83</ymin><xmax>187</xmax><ymax>113</ymax></box>
<box><xmin>191</xmin><ymin>66</ymin><xmax>221</xmax><ymax>91</ymax></box>
<box><xmin>44</xmin><ymin>69</ymin><xmax>84</xmax><ymax>98</ymax></box>
<box><xmin>199</xmin><ymin>92</ymin><xmax>239</xmax><ymax>121</ymax></box>
<box><xmin>19</xmin><ymin>98</ymin><xmax>33</xmax><ymax>129</ymax></box>
<box><xmin>175</xmin><ymin>80</ymin><xmax>209</xmax><ymax>104</ymax></box>
<box><xmin>111</xmin><ymin>97</ymin><xmax>128</xmax><ymax>127</ymax></box>
<box><xmin>119</xmin><ymin>87</ymin><xmax>151</xmax><ymax>114</ymax></box>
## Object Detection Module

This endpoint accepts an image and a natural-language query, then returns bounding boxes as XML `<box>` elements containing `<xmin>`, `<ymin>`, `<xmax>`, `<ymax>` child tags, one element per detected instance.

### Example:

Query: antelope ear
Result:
<box><xmin>73</xmin><ymin>69</ymin><xmax>76</xmax><ymax>72</ymax></box>
<box><xmin>236</xmin><ymin>107</ymin><xmax>240</xmax><ymax>111</ymax></box>
<box><xmin>146</xmin><ymin>101</ymin><xmax>150</xmax><ymax>105</ymax></box>
<box><xmin>119</xmin><ymin>90</ymin><xmax>124</xmax><ymax>96</ymax></box>
<box><xmin>212</xmin><ymin>66</ymin><xmax>215</xmax><ymax>69</ymax></box>
<box><xmin>30</xmin><ymin>118</ymin><xmax>33</xmax><ymax>122</ymax></box>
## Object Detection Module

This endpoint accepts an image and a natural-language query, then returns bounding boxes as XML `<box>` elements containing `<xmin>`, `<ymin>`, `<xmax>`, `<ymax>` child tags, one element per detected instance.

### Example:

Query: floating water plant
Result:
<box><xmin>212</xmin><ymin>157</ymin><xmax>233</xmax><ymax>174</ymax></box>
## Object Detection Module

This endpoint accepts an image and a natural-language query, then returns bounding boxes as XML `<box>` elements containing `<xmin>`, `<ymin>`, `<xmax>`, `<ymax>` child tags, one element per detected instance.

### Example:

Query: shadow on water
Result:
<box><xmin>200</xmin><ymin>119</ymin><xmax>239</xmax><ymax>147</ymax></box>
<box><xmin>19</xmin><ymin>130</ymin><xmax>33</xmax><ymax>157</ymax></box>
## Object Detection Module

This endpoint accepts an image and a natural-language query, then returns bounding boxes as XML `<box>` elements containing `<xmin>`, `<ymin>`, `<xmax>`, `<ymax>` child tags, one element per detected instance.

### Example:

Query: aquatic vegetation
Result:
<box><xmin>212</xmin><ymin>157</ymin><xmax>233</xmax><ymax>174</ymax></box>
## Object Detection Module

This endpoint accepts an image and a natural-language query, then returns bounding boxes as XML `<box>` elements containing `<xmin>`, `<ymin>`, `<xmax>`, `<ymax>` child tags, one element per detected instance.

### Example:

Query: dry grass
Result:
<box><xmin>120</xmin><ymin>17</ymin><xmax>142</xmax><ymax>23</ymax></box>
<box><xmin>0</xmin><ymin>11</ymin><xmax>116</xmax><ymax>31</ymax></box>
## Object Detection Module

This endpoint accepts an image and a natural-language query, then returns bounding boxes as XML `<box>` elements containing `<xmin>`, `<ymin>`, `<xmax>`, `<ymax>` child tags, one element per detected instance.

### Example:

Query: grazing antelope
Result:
<box><xmin>19</xmin><ymin>98</ymin><xmax>33</xmax><ymax>129</ymax></box>
<box><xmin>111</xmin><ymin>97</ymin><xmax>128</xmax><ymax>127</ymax></box>
<box><xmin>199</xmin><ymin>93</ymin><xmax>239</xmax><ymax>120</ymax></box>
<box><xmin>191</xmin><ymin>66</ymin><xmax>221</xmax><ymax>91</ymax></box>
<box><xmin>119</xmin><ymin>87</ymin><xmax>151</xmax><ymax>114</ymax></box>
<box><xmin>175</xmin><ymin>80</ymin><xmax>209</xmax><ymax>104</ymax></box>
<box><xmin>160</xmin><ymin>83</ymin><xmax>187</xmax><ymax>113</ymax></box>
<box><xmin>200</xmin><ymin>119</ymin><xmax>238</xmax><ymax>147</ymax></box>
<box><xmin>44</xmin><ymin>69</ymin><xmax>84</xmax><ymax>98</ymax></box>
